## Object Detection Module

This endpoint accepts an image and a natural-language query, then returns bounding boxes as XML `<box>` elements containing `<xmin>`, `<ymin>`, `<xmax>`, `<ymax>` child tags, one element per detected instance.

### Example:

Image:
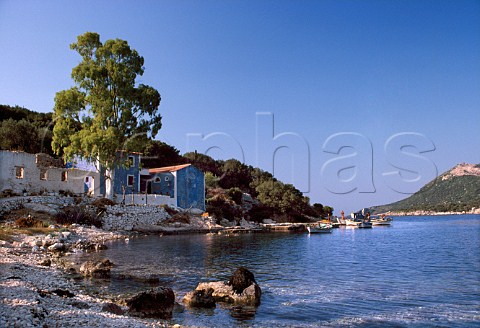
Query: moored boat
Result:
<box><xmin>371</xmin><ymin>219</ymin><xmax>392</xmax><ymax>226</ymax></box>
<box><xmin>345</xmin><ymin>219</ymin><xmax>361</xmax><ymax>227</ymax></box>
<box><xmin>371</xmin><ymin>215</ymin><xmax>393</xmax><ymax>226</ymax></box>
<box><xmin>330</xmin><ymin>216</ymin><xmax>342</xmax><ymax>228</ymax></box>
<box><xmin>358</xmin><ymin>220</ymin><xmax>373</xmax><ymax>228</ymax></box>
<box><xmin>307</xmin><ymin>222</ymin><xmax>332</xmax><ymax>233</ymax></box>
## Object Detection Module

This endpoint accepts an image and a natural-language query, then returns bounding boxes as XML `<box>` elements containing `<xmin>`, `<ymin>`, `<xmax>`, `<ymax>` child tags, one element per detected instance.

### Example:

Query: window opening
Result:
<box><xmin>40</xmin><ymin>169</ymin><xmax>47</xmax><ymax>180</ymax></box>
<box><xmin>128</xmin><ymin>156</ymin><xmax>135</xmax><ymax>166</ymax></box>
<box><xmin>127</xmin><ymin>175</ymin><xmax>134</xmax><ymax>187</ymax></box>
<box><xmin>15</xmin><ymin>166</ymin><xmax>24</xmax><ymax>179</ymax></box>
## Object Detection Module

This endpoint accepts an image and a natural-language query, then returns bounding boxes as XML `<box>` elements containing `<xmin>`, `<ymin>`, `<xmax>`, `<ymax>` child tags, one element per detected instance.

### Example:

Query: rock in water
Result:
<box><xmin>126</xmin><ymin>287</ymin><xmax>175</xmax><ymax>319</ymax></box>
<box><xmin>228</xmin><ymin>267</ymin><xmax>257</xmax><ymax>294</ymax></box>
<box><xmin>183</xmin><ymin>288</ymin><xmax>216</xmax><ymax>308</ymax></box>
<box><xmin>79</xmin><ymin>259</ymin><xmax>113</xmax><ymax>278</ymax></box>
<box><xmin>194</xmin><ymin>281</ymin><xmax>262</xmax><ymax>306</ymax></box>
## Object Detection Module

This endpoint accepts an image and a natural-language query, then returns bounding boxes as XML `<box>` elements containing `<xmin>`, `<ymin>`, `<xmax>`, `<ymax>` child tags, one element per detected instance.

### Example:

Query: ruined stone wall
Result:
<box><xmin>0</xmin><ymin>195</ymin><xmax>77</xmax><ymax>217</ymax></box>
<box><xmin>0</xmin><ymin>151</ymin><xmax>99</xmax><ymax>196</ymax></box>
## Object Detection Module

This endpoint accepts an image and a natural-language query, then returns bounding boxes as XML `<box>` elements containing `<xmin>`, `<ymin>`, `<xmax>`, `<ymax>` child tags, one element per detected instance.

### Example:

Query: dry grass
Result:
<box><xmin>164</xmin><ymin>211</ymin><xmax>191</xmax><ymax>224</ymax></box>
<box><xmin>0</xmin><ymin>225</ymin><xmax>54</xmax><ymax>241</ymax></box>
<box><xmin>3</xmin><ymin>208</ymin><xmax>54</xmax><ymax>224</ymax></box>
<box><xmin>14</xmin><ymin>217</ymin><xmax>46</xmax><ymax>228</ymax></box>
<box><xmin>0</xmin><ymin>229</ymin><xmax>15</xmax><ymax>242</ymax></box>
<box><xmin>0</xmin><ymin>208</ymin><xmax>57</xmax><ymax>241</ymax></box>
<box><xmin>91</xmin><ymin>198</ymin><xmax>116</xmax><ymax>207</ymax></box>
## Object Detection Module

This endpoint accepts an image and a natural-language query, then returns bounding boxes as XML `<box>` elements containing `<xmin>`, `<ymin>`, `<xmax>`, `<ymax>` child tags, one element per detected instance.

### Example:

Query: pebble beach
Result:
<box><xmin>0</xmin><ymin>226</ymin><xmax>176</xmax><ymax>328</ymax></box>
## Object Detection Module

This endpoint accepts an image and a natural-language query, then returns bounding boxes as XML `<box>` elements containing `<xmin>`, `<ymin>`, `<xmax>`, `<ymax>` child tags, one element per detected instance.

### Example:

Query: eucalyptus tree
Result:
<box><xmin>52</xmin><ymin>32</ymin><xmax>161</xmax><ymax>198</ymax></box>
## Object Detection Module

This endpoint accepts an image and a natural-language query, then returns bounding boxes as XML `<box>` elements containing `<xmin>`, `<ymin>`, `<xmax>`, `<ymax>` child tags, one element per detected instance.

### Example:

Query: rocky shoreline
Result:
<box><xmin>0</xmin><ymin>225</ymin><xmax>186</xmax><ymax>327</ymax></box>
<box><xmin>0</xmin><ymin>222</ymin><xmax>265</xmax><ymax>327</ymax></box>
<box><xmin>0</xmin><ymin>196</ymin><xmax>266</xmax><ymax>327</ymax></box>
<box><xmin>3</xmin><ymin>195</ymin><xmax>477</xmax><ymax>327</ymax></box>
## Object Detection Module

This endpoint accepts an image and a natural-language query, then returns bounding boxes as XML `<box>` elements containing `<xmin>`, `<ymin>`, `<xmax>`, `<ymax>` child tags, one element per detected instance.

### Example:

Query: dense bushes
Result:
<box><xmin>227</xmin><ymin>187</ymin><xmax>243</xmax><ymax>205</ymax></box>
<box><xmin>206</xmin><ymin>194</ymin><xmax>243</xmax><ymax>222</ymax></box>
<box><xmin>0</xmin><ymin>105</ymin><xmax>55</xmax><ymax>155</ymax></box>
<box><xmin>247</xmin><ymin>203</ymin><xmax>275</xmax><ymax>223</ymax></box>
<box><xmin>55</xmin><ymin>206</ymin><xmax>102</xmax><ymax>228</ymax></box>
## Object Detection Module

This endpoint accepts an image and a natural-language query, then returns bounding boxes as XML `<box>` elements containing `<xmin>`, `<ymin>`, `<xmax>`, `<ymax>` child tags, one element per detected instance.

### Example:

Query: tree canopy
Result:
<box><xmin>0</xmin><ymin>105</ymin><xmax>54</xmax><ymax>155</ymax></box>
<box><xmin>137</xmin><ymin>140</ymin><xmax>187</xmax><ymax>168</ymax></box>
<box><xmin>52</xmin><ymin>32</ymin><xmax>161</xmax><ymax>171</ymax></box>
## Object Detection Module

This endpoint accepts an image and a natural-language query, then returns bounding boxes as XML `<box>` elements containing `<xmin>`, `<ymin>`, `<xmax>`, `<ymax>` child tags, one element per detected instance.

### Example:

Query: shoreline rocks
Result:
<box><xmin>184</xmin><ymin>267</ymin><xmax>261</xmax><ymax>307</ymax></box>
<box><xmin>229</xmin><ymin>266</ymin><xmax>257</xmax><ymax>294</ymax></box>
<box><xmin>183</xmin><ymin>288</ymin><xmax>216</xmax><ymax>308</ymax></box>
<box><xmin>0</xmin><ymin>196</ymin><xmax>267</xmax><ymax>326</ymax></box>
<box><xmin>125</xmin><ymin>287</ymin><xmax>175</xmax><ymax>319</ymax></box>
<box><xmin>79</xmin><ymin>259</ymin><xmax>114</xmax><ymax>278</ymax></box>
<box><xmin>0</xmin><ymin>224</ymin><xmax>173</xmax><ymax>327</ymax></box>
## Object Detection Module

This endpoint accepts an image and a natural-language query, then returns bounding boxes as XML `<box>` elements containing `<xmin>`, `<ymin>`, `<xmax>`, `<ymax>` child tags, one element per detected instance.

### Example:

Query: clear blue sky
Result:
<box><xmin>1</xmin><ymin>0</ymin><xmax>479</xmax><ymax>214</ymax></box>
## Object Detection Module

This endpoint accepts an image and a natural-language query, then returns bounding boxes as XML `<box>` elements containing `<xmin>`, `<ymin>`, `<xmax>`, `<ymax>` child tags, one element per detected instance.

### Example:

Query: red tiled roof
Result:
<box><xmin>148</xmin><ymin>163</ymin><xmax>191</xmax><ymax>173</ymax></box>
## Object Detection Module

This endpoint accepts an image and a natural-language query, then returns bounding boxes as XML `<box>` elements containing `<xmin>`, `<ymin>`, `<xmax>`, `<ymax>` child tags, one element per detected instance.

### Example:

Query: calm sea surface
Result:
<box><xmin>69</xmin><ymin>215</ymin><xmax>480</xmax><ymax>327</ymax></box>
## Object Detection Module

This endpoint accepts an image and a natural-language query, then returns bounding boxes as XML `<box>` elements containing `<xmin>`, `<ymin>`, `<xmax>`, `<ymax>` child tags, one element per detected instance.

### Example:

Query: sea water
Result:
<box><xmin>69</xmin><ymin>215</ymin><xmax>480</xmax><ymax>327</ymax></box>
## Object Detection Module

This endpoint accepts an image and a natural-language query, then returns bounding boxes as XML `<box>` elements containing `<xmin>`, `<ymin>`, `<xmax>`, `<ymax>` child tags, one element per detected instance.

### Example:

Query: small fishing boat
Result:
<box><xmin>371</xmin><ymin>216</ymin><xmax>393</xmax><ymax>226</ymax></box>
<box><xmin>358</xmin><ymin>220</ymin><xmax>372</xmax><ymax>229</ymax></box>
<box><xmin>330</xmin><ymin>216</ymin><xmax>342</xmax><ymax>228</ymax></box>
<box><xmin>307</xmin><ymin>222</ymin><xmax>332</xmax><ymax>233</ymax></box>
<box><xmin>347</xmin><ymin>208</ymin><xmax>374</xmax><ymax>228</ymax></box>
<box><xmin>345</xmin><ymin>219</ymin><xmax>361</xmax><ymax>227</ymax></box>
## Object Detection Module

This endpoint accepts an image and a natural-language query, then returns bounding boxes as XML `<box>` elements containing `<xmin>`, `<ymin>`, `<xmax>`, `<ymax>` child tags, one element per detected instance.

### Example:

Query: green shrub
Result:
<box><xmin>227</xmin><ymin>187</ymin><xmax>243</xmax><ymax>205</ymax></box>
<box><xmin>206</xmin><ymin>194</ymin><xmax>242</xmax><ymax>222</ymax></box>
<box><xmin>246</xmin><ymin>203</ymin><xmax>275</xmax><ymax>223</ymax></box>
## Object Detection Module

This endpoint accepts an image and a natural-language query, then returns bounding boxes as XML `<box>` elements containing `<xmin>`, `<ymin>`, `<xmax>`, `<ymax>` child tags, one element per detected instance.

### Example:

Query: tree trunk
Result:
<box><xmin>105</xmin><ymin>168</ymin><xmax>114</xmax><ymax>200</ymax></box>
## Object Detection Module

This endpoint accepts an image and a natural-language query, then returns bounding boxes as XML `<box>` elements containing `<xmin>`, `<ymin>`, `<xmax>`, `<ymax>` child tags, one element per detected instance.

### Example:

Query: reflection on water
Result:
<box><xmin>68</xmin><ymin>215</ymin><xmax>480</xmax><ymax>327</ymax></box>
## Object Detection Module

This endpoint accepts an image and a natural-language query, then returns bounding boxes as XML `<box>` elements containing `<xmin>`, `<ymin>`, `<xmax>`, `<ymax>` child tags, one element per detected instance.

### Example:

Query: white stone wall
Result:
<box><xmin>113</xmin><ymin>193</ymin><xmax>176</xmax><ymax>207</ymax></box>
<box><xmin>0</xmin><ymin>151</ymin><xmax>99</xmax><ymax>196</ymax></box>
<box><xmin>0</xmin><ymin>195</ymin><xmax>77</xmax><ymax>216</ymax></box>
<box><xmin>101</xmin><ymin>205</ymin><xmax>170</xmax><ymax>231</ymax></box>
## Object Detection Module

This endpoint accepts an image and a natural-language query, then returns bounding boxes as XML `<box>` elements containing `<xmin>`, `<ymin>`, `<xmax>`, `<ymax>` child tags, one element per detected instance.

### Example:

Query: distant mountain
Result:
<box><xmin>371</xmin><ymin>163</ymin><xmax>480</xmax><ymax>215</ymax></box>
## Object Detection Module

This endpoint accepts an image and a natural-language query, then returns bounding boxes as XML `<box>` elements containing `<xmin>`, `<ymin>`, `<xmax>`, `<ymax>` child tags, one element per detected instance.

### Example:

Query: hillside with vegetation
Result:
<box><xmin>0</xmin><ymin>104</ymin><xmax>54</xmax><ymax>155</ymax></box>
<box><xmin>138</xmin><ymin>144</ymin><xmax>333</xmax><ymax>223</ymax></box>
<box><xmin>0</xmin><ymin>104</ymin><xmax>332</xmax><ymax>223</ymax></box>
<box><xmin>371</xmin><ymin>163</ymin><xmax>480</xmax><ymax>214</ymax></box>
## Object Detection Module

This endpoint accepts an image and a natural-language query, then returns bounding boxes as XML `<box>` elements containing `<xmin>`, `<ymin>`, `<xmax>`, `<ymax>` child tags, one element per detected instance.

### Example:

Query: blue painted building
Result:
<box><xmin>99</xmin><ymin>152</ymin><xmax>142</xmax><ymax>196</ymax></box>
<box><xmin>143</xmin><ymin>164</ymin><xmax>205</xmax><ymax>211</ymax></box>
<box><xmin>95</xmin><ymin>153</ymin><xmax>204</xmax><ymax>211</ymax></box>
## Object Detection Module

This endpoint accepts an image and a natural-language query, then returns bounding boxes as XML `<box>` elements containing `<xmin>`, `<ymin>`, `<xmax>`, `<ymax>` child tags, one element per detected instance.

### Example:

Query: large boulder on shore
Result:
<box><xmin>229</xmin><ymin>266</ymin><xmax>257</xmax><ymax>294</ymax></box>
<box><xmin>189</xmin><ymin>267</ymin><xmax>261</xmax><ymax>306</ymax></box>
<box><xmin>183</xmin><ymin>288</ymin><xmax>216</xmax><ymax>308</ymax></box>
<box><xmin>195</xmin><ymin>281</ymin><xmax>261</xmax><ymax>306</ymax></box>
<box><xmin>125</xmin><ymin>287</ymin><xmax>175</xmax><ymax>319</ymax></box>
<box><xmin>79</xmin><ymin>259</ymin><xmax>113</xmax><ymax>278</ymax></box>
